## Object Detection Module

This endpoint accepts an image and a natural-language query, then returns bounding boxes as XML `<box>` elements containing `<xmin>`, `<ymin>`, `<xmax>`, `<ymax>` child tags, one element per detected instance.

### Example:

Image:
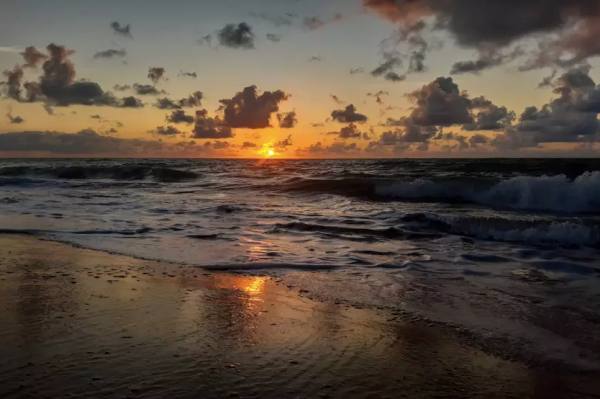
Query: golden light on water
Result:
<box><xmin>213</xmin><ymin>275</ymin><xmax>267</xmax><ymax>297</ymax></box>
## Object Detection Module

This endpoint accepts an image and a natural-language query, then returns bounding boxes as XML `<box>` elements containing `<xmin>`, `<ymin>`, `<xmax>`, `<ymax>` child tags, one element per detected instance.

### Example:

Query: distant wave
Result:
<box><xmin>283</xmin><ymin>171</ymin><xmax>600</xmax><ymax>213</ymax></box>
<box><xmin>0</xmin><ymin>165</ymin><xmax>199</xmax><ymax>182</ymax></box>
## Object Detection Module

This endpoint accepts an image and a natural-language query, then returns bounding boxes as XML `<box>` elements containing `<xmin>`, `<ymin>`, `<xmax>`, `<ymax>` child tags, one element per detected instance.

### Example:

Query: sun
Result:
<box><xmin>259</xmin><ymin>144</ymin><xmax>276</xmax><ymax>158</ymax></box>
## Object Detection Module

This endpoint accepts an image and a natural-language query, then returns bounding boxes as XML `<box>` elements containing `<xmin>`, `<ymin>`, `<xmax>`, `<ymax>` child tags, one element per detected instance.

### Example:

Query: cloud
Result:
<box><xmin>299</xmin><ymin>141</ymin><xmax>360</xmax><ymax>156</ymax></box>
<box><xmin>147</xmin><ymin>67</ymin><xmax>166</xmax><ymax>84</ymax></box>
<box><xmin>303</xmin><ymin>14</ymin><xmax>343</xmax><ymax>31</ymax></box>
<box><xmin>1</xmin><ymin>43</ymin><xmax>143</xmax><ymax>108</ymax></box>
<box><xmin>463</xmin><ymin>96</ymin><xmax>515</xmax><ymax>130</ymax></box>
<box><xmin>407</xmin><ymin>76</ymin><xmax>472</xmax><ymax>126</ymax></box>
<box><xmin>132</xmin><ymin>83</ymin><xmax>165</xmax><ymax>96</ymax></box>
<box><xmin>220</xmin><ymin>85</ymin><xmax>289</xmax><ymax>129</ymax></box>
<box><xmin>152</xmin><ymin>125</ymin><xmax>181</xmax><ymax>136</ymax></box>
<box><xmin>6</xmin><ymin>111</ymin><xmax>24</xmax><ymax>124</ymax></box>
<box><xmin>241</xmin><ymin>141</ymin><xmax>257</xmax><ymax>149</ymax></box>
<box><xmin>113</xmin><ymin>84</ymin><xmax>131</xmax><ymax>91</ymax></box>
<box><xmin>331</xmin><ymin>104</ymin><xmax>368</xmax><ymax>123</ymax></box>
<box><xmin>110</xmin><ymin>22</ymin><xmax>132</xmax><ymax>38</ymax></box>
<box><xmin>373</xmin><ymin>76</ymin><xmax>513</xmax><ymax>151</ymax></box>
<box><xmin>330</xmin><ymin>94</ymin><xmax>344</xmax><ymax>105</ymax></box>
<box><xmin>2</xmin><ymin>66</ymin><xmax>23</xmax><ymax>100</ymax></box>
<box><xmin>451</xmin><ymin>47</ymin><xmax>523</xmax><ymax>75</ymax></box>
<box><xmin>350</xmin><ymin>67</ymin><xmax>365</xmax><ymax>74</ymax></box>
<box><xmin>21</xmin><ymin>46</ymin><xmax>47</xmax><ymax>68</ymax></box>
<box><xmin>197</xmin><ymin>34</ymin><xmax>213</xmax><ymax>47</ymax></box>
<box><xmin>277</xmin><ymin>111</ymin><xmax>297</xmax><ymax>128</ymax></box>
<box><xmin>363</xmin><ymin>0</ymin><xmax>600</xmax><ymax>70</ymax></box>
<box><xmin>329</xmin><ymin>123</ymin><xmax>365</xmax><ymax>139</ymax></box>
<box><xmin>93</xmin><ymin>49</ymin><xmax>127</xmax><ymax>60</ymax></box>
<box><xmin>494</xmin><ymin>66</ymin><xmax>600</xmax><ymax>148</ymax></box>
<box><xmin>0</xmin><ymin>130</ymin><xmax>169</xmax><ymax>155</ymax></box>
<box><xmin>275</xmin><ymin>135</ymin><xmax>293</xmax><ymax>150</ymax></box>
<box><xmin>308</xmin><ymin>56</ymin><xmax>322</xmax><ymax>62</ymax></box>
<box><xmin>192</xmin><ymin>109</ymin><xmax>233</xmax><ymax>139</ymax></box>
<box><xmin>218</xmin><ymin>23</ymin><xmax>255</xmax><ymax>49</ymax></box>
<box><xmin>166</xmin><ymin>109</ymin><xmax>194</xmax><ymax>124</ymax></box>
<box><xmin>155</xmin><ymin>91</ymin><xmax>203</xmax><ymax>109</ymax></box>
<box><xmin>178</xmin><ymin>71</ymin><xmax>197</xmax><ymax>78</ymax></box>
<box><xmin>266</xmin><ymin>33</ymin><xmax>281</xmax><ymax>42</ymax></box>
<box><xmin>120</xmin><ymin>96</ymin><xmax>144</xmax><ymax>108</ymax></box>
<box><xmin>367</xmin><ymin>90</ymin><xmax>389</xmax><ymax>105</ymax></box>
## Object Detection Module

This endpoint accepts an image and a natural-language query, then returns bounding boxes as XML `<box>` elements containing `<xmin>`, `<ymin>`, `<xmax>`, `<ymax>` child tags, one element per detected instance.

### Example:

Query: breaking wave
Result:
<box><xmin>284</xmin><ymin>172</ymin><xmax>600</xmax><ymax>213</ymax></box>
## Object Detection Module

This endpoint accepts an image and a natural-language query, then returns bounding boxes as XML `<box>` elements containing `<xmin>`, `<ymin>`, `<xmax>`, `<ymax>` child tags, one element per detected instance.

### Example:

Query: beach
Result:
<box><xmin>0</xmin><ymin>234</ymin><xmax>598</xmax><ymax>398</ymax></box>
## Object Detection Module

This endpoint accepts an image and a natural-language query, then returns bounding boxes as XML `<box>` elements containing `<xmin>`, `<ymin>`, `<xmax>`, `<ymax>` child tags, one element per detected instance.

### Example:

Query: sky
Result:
<box><xmin>1</xmin><ymin>0</ymin><xmax>600</xmax><ymax>158</ymax></box>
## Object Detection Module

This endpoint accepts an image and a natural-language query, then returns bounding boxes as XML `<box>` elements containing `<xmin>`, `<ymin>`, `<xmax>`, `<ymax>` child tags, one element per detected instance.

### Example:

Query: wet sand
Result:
<box><xmin>0</xmin><ymin>235</ymin><xmax>598</xmax><ymax>398</ymax></box>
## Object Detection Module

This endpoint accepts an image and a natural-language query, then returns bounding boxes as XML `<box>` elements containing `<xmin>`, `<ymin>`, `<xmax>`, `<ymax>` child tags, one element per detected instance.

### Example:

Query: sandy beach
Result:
<box><xmin>0</xmin><ymin>234</ymin><xmax>597</xmax><ymax>399</ymax></box>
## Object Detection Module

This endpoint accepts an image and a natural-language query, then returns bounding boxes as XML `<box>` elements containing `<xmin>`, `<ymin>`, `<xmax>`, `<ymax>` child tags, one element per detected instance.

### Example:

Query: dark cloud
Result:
<box><xmin>350</xmin><ymin>67</ymin><xmax>365</xmax><ymax>74</ymax></box>
<box><xmin>371</xmin><ymin>52</ymin><xmax>402</xmax><ymax>78</ymax></box>
<box><xmin>178</xmin><ymin>71</ymin><xmax>197</xmax><ymax>78</ymax></box>
<box><xmin>111</xmin><ymin>22</ymin><xmax>132</xmax><ymax>38</ymax></box>
<box><xmin>463</xmin><ymin>96</ymin><xmax>515</xmax><ymax>130</ymax></box>
<box><xmin>469</xmin><ymin>134</ymin><xmax>489</xmax><ymax>147</ymax></box>
<box><xmin>300</xmin><ymin>141</ymin><xmax>360</xmax><ymax>156</ymax></box>
<box><xmin>373</xmin><ymin>76</ymin><xmax>513</xmax><ymax>152</ymax></box>
<box><xmin>308</xmin><ymin>56</ymin><xmax>322</xmax><ymax>62</ymax></box>
<box><xmin>6</xmin><ymin>111</ymin><xmax>24</xmax><ymax>124</ymax></box>
<box><xmin>132</xmin><ymin>83</ymin><xmax>164</xmax><ymax>96</ymax></box>
<box><xmin>1</xmin><ymin>43</ymin><xmax>141</xmax><ymax>108</ymax></box>
<box><xmin>147</xmin><ymin>67</ymin><xmax>166</xmax><ymax>84</ymax></box>
<box><xmin>120</xmin><ymin>96</ymin><xmax>144</xmax><ymax>108</ymax></box>
<box><xmin>331</xmin><ymin>104</ymin><xmax>368</xmax><ymax>123</ymax></box>
<box><xmin>329</xmin><ymin>123</ymin><xmax>364</xmax><ymax>139</ymax></box>
<box><xmin>330</xmin><ymin>94</ymin><xmax>344</xmax><ymax>105</ymax></box>
<box><xmin>113</xmin><ymin>84</ymin><xmax>131</xmax><ymax>91</ymax></box>
<box><xmin>192</xmin><ymin>109</ymin><xmax>233</xmax><ymax>139</ymax></box>
<box><xmin>155</xmin><ymin>91</ymin><xmax>203</xmax><ymax>110</ymax></box>
<box><xmin>166</xmin><ymin>109</ymin><xmax>194</xmax><ymax>124</ymax></box>
<box><xmin>21</xmin><ymin>46</ymin><xmax>47</xmax><ymax>68</ymax></box>
<box><xmin>0</xmin><ymin>130</ymin><xmax>168</xmax><ymax>155</ymax></box>
<box><xmin>153</xmin><ymin>125</ymin><xmax>182</xmax><ymax>136</ymax></box>
<box><xmin>494</xmin><ymin>66</ymin><xmax>600</xmax><ymax>148</ymax></box>
<box><xmin>93</xmin><ymin>49</ymin><xmax>127</xmax><ymax>60</ymax></box>
<box><xmin>266</xmin><ymin>33</ymin><xmax>281</xmax><ymax>42</ymax></box>
<box><xmin>367</xmin><ymin>90</ymin><xmax>389</xmax><ymax>105</ymax></box>
<box><xmin>218</xmin><ymin>23</ymin><xmax>255</xmax><ymax>49</ymax></box>
<box><xmin>277</xmin><ymin>111</ymin><xmax>297</xmax><ymax>128</ymax></box>
<box><xmin>371</xmin><ymin>22</ymin><xmax>429</xmax><ymax>81</ymax></box>
<box><xmin>303</xmin><ymin>14</ymin><xmax>343</xmax><ymax>30</ymax></box>
<box><xmin>241</xmin><ymin>141</ymin><xmax>257</xmax><ymax>149</ymax></box>
<box><xmin>2</xmin><ymin>66</ymin><xmax>23</xmax><ymax>100</ymax></box>
<box><xmin>197</xmin><ymin>34</ymin><xmax>213</xmax><ymax>47</ymax></box>
<box><xmin>275</xmin><ymin>135</ymin><xmax>293</xmax><ymax>150</ymax></box>
<box><xmin>407</xmin><ymin>77</ymin><xmax>472</xmax><ymax>126</ymax></box>
<box><xmin>220</xmin><ymin>85</ymin><xmax>288</xmax><ymax>129</ymax></box>
<box><xmin>364</xmin><ymin>0</ymin><xmax>600</xmax><ymax>69</ymax></box>
<box><xmin>451</xmin><ymin>48</ymin><xmax>523</xmax><ymax>75</ymax></box>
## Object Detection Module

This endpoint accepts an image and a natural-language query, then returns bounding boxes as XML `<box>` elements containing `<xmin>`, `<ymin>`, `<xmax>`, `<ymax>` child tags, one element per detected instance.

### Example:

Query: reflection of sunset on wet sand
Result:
<box><xmin>1</xmin><ymin>235</ymin><xmax>599</xmax><ymax>398</ymax></box>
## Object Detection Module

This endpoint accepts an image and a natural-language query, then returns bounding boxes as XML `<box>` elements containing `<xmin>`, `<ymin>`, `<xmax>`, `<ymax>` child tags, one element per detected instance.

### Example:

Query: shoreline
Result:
<box><xmin>0</xmin><ymin>234</ymin><xmax>599</xmax><ymax>398</ymax></box>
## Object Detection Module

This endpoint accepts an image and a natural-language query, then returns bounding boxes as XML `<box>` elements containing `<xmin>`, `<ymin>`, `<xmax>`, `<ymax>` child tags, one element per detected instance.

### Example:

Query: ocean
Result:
<box><xmin>1</xmin><ymin>158</ymin><xmax>599</xmax><ymax>368</ymax></box>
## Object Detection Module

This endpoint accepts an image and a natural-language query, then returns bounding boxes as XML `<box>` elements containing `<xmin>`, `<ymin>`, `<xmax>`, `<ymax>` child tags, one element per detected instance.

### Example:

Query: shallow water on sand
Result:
<box><xmin>1</xmin><ymin>236</ymin><xmax>598</xmax><ymax>399</ymax></box>
<box><xmin>1</xmin><ymin>158</ymin><xmax>600</xmax><ymax>371</ymax></box>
